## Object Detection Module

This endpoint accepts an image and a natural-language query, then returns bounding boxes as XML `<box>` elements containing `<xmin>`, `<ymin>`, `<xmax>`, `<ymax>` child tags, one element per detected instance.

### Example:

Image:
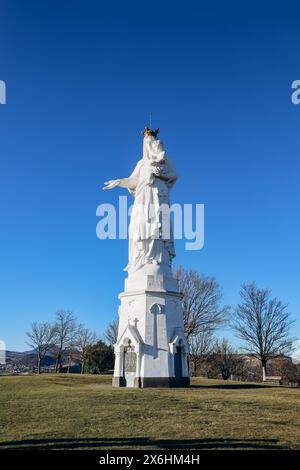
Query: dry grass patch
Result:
<box><xmin>0</xmin><ymin>374</ymin><xmax>299</xmax><ymax>450</ymax></box>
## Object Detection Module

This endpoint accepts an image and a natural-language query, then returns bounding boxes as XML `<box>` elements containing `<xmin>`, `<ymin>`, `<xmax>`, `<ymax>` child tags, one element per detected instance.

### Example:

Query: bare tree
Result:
<box><xmin>104</xmin><ymin>318</ymin><xmax>119</xmax><ymax>346</ymax></box>
<box><xmin>175</xmin><ymin>267</ymin><xmax>229</xmax><ymax>338</ymax></box>
<box><xmin>76</xmin><ymin>325</ymin><xmax>97</xmax><ymax>374</ymax></box>
<box><xmin>53</xmin><ymin>310</ymin><xmax>77</xmax><ymax>373</ymax></box>
<box><xmin>189</xmin><ymin>330</ymin><xmax>216</xmax><ymax>375</ymax></box>
<box><xmin>212</xmin><ymin>338</ymin><xmax>240</xmax><ymax>380</ymax></box>
<box><xmin>65</xmin><ymin>331</ymin><xmax>78</xmax><ymax>374</ymax></box>
<box><xmin>232</xmin><ymin>283</ymin><xmax>294</xmax><ymax>381</ymax></box>
<box><xmin>26</xmin><ymin>322</ymin><xmax>56</xmax><ymax>374</ymax></box>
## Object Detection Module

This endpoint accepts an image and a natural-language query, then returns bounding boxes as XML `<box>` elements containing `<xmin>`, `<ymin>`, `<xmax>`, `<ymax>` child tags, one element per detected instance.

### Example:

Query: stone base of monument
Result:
<box><xmin>112</xmin><ymin>266</ymin><xmax>190</xmax><ymax>388</ymax></box>
<box><xmin>112</xmin><ymin>376</ymin><xmax>190</xmax><ymax>388</ymax></box>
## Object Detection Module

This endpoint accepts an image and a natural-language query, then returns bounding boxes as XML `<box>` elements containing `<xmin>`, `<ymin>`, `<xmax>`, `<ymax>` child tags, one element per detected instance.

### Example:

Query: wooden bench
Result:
<box><xmin>263</xmin><ymin>376</ymin><xmax>282</xmax><ymax>385</ymax></box>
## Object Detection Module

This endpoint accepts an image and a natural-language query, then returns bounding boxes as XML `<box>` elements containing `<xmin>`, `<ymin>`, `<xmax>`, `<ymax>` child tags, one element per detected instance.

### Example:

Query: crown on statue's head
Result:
<box><xmin>142</xmin><ymin>126</ymin><xmax>160</xmax><ymax>138</ymax></box>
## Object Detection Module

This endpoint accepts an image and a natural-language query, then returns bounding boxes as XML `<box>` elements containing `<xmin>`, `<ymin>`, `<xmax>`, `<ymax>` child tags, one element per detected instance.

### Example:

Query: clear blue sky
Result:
<box><xmin>0</xmin><ymin>0</ymin><xmax>299</xmax><ymax>351</ymax></box>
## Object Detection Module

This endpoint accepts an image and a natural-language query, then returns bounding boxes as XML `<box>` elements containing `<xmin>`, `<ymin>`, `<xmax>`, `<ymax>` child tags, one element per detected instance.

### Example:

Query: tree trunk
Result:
<box><xmin>262</xmin><ymin>358</ymin><xmax>267</xmax><ymax>381</ymax></box>
<box><xmin>81</xmin><ymin>358</ymin><xmax>85</xmax><ymax>375</ymax></box>
<box><xmin>37</xmin><ymin>356</ymin><xmax>41</xmax><ymax>375</ymax></box>
<box><xmin>67</xmin><ymin>352</ymin><xmax>72</xmax><ymax>373</ymax></box>
<box><xmin>55</xmin><ymin>353</ymin><xmax>61</xmax><ymax>373</ymax></box>
<box><xmin>193</xmin><ymin>357</ymin><xmax>197</xmax><ymax>375</ymax></box>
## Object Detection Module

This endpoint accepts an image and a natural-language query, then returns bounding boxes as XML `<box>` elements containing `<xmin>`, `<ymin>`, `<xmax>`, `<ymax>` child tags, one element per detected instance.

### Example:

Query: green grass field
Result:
<box><xmin>0</xmin><ymin>374</ymin><xmax>299</xmax><ymax>450</ymax></box>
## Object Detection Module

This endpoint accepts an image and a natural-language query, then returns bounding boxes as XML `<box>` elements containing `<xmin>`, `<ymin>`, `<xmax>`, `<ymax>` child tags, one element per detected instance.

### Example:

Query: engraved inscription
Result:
<box><xmin>124</xmin><ymin>348</ymin><xmax>137</xmax><ymax>373</ymax></box>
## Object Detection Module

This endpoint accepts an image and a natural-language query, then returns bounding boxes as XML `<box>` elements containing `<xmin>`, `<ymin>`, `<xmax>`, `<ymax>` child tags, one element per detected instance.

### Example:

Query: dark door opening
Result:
<box><xmin>174</xmin><ymin>345</ymin><xmax>183</xmax><ymax>382</ymax></box>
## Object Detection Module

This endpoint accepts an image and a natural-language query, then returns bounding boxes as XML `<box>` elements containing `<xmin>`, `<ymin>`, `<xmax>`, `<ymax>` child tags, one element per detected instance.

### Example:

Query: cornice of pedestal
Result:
<box><xmin>118</xmin><ymin>289</ymin><xmax>183</xmax><ymax>299</ymax></box>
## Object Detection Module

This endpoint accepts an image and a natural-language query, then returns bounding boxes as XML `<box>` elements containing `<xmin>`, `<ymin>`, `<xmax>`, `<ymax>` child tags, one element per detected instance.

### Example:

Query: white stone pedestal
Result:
<box><xmin>112</xmin><ymin>266</ymin><xmax>190</xmax><ymax>388</ymax></box>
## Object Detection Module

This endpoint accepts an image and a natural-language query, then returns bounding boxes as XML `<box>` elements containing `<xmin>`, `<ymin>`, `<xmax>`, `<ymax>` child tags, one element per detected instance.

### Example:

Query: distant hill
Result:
<box><xmin>5</xmin><ymin>350</ymin><xmax>55</xmax><ymax>367</ymax></box>
<box><xmin>4</xmin><ymin>350</ymin><xmax>82</xmax><ymax>369</ymax></box>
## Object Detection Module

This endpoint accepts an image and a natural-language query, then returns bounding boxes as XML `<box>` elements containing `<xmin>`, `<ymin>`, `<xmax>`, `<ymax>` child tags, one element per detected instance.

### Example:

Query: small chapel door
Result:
<box><xmin>123</xmin><ymin>342</ymin><xmax>137</xmax><ymax>387</ymax></box>
<box><xmin>174</xmin><ymin>344</ymin><xmax>183</xmax><ymax>382</ymax></box>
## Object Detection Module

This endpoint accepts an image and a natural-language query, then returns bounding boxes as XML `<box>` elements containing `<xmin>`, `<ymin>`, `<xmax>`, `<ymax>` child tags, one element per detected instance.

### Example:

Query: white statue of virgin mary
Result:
<box><xmin>103</xmin><ymin>127</ymin><xmax>177</xmax><ymax>275</ymax></box>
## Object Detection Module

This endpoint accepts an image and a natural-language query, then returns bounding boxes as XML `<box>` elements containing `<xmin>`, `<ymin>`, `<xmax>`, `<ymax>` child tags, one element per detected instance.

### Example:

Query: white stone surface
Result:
<box><xmin>114</xmin><ymin>283</ymin><xmax>189</xmax><ymax>385</ymax></box>
<box><xmin>104</xmin><ymin>130</ymin><xmax>189</xmax><ymax>387</ymax></box>
<box><xmin>103</xmin><ymin>133</ymin><xmax>177</xmax><ymax>275</ymax></box>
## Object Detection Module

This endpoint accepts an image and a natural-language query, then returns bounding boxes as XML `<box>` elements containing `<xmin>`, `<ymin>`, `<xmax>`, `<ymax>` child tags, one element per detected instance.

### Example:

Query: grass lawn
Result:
<box><xmin>0</xmin><ymin>374</ymin><xmax>299</xmax><ymax>450</ymax></box>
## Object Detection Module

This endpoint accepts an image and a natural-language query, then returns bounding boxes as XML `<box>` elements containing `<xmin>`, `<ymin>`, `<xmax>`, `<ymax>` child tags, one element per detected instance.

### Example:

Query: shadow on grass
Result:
<box><xmin>0</xmin><ymin>437</ymin><xmax>284</xmax><ymax>450</ymax></box>
<box><xmin>189</xmin><ymin>383</ymin><xmax>274</xmax><ymax>390</ymax></box>
<box><xmin>189</xmin><ymin>382</ymin><xmax>295</xmax><ymax>390</ymax></box>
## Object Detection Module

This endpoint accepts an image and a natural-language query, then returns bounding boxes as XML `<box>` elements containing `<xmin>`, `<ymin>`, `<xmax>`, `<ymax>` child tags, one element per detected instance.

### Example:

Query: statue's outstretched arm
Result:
<box><xmin>103</xmin><ymin>179</ymin><xmax>121</xmax><ymax>190</ymax></box>
<box><xmin>102</xmin><ymin>159</ymin><xmax>142</xmax><ymax>191</ymax></box>
<box><xmin>103</xmin><ymin>177</ymin><xmax>137</xmax><ymax>190</ymax></box>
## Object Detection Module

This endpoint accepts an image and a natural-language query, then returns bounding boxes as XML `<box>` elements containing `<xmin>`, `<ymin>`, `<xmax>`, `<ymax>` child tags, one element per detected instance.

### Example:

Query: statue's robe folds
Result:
<box><xmin>121</xmin><ymin>140</ymin><xmax>177</xmax><ymax>274</ymax></box>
